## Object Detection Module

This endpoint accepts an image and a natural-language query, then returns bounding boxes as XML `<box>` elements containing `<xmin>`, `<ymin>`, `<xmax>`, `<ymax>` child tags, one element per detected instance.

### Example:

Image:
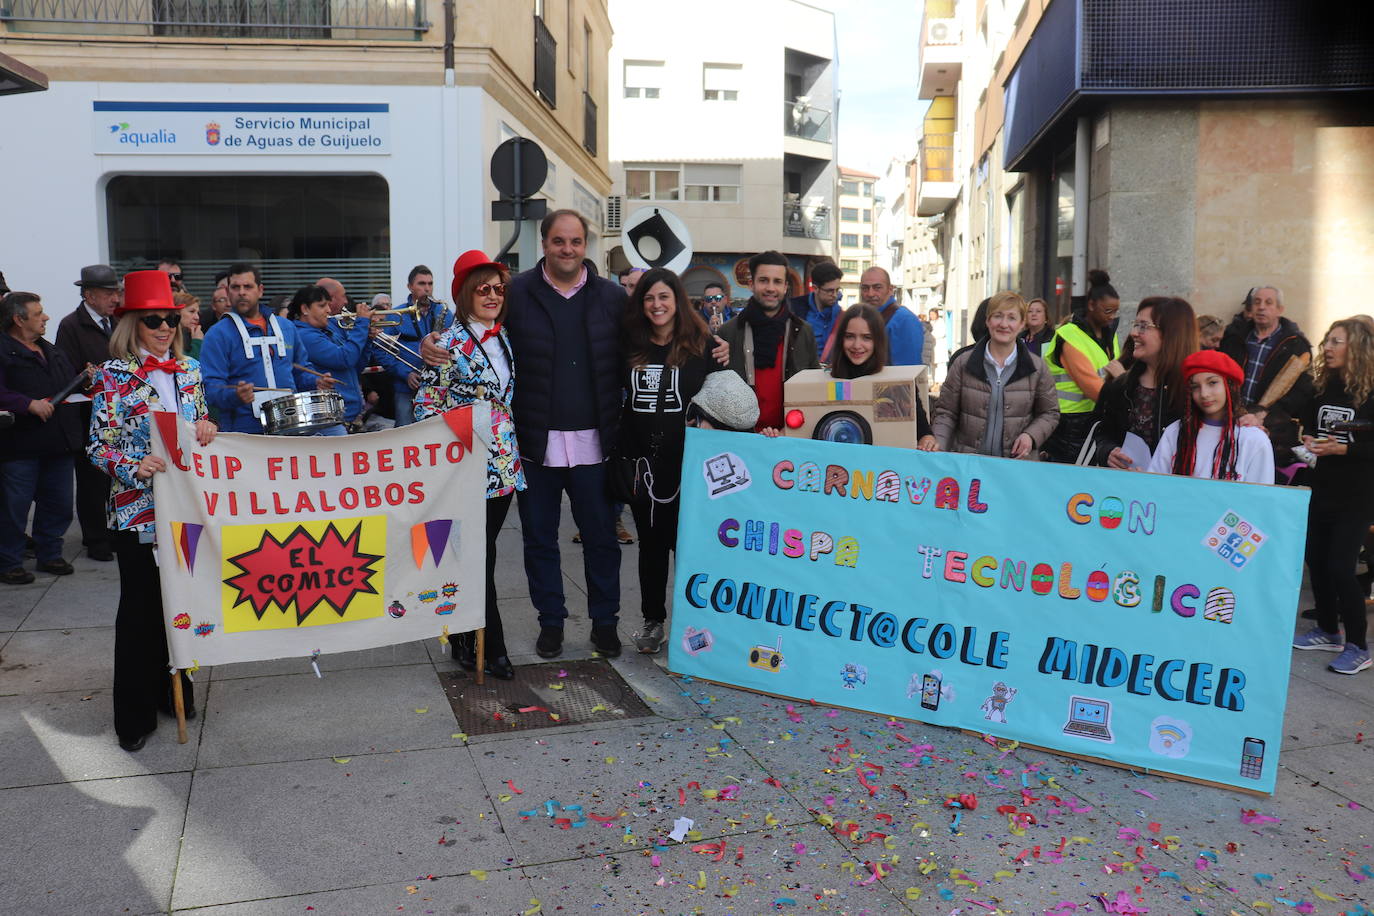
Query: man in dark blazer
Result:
<box><xmin>55</xmin><ymin>264</ymin><xmax>120</xmax><ymax>561</ymax></box>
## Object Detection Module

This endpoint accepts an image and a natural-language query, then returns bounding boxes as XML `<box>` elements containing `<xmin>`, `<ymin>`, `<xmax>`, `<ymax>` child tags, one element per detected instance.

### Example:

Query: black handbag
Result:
<box><xmin>608</xmin><ymin>362</ymin><xmax>671</xmax><ymax>503</ymax></box>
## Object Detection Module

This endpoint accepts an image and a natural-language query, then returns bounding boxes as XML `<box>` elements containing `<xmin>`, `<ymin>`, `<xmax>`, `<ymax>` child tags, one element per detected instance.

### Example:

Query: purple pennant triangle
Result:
<box><xmin>182</xmin><ymin>523</ymin><xmax>205</xmax><ymax>573</ymax></box>
<box><xmin>424</xmin><ymin>519</ymin><xmax>453</xmax><ymax>566</ymax></box>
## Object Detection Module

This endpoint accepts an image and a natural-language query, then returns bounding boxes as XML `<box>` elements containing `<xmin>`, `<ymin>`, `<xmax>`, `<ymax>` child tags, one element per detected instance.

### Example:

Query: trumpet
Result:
<box><xmin>335</xmin><ymin>302</ymin><xmax>430</xmax><ymax>330</ymax></box>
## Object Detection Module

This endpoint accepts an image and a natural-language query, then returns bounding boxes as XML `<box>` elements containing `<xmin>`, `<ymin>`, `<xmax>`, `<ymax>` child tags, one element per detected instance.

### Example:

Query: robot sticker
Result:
<box><xmin>981</xmin><ymin>681</ymin><xmax>1018</xmax><ymax>723</ymax></box>
<box><xmin>703</xmin><ymin>452</ymin><xmax>752</xmax><ymax>498</ymax></box>
<box><xmin>840</xmin><ymin>662</ymin><xmax>868</xmax><ymax>689</ymax></box>
<box><xmin>1201</xmin><ymin>509</ymin><xmax>1266</xmax><ymax>570</ymax></box>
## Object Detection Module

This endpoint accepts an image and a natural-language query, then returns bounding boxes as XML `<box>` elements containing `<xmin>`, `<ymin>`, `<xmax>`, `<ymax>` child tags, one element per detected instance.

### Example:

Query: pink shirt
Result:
<box><xmin>538</xmin><ymin>262</ymin><xmax>599</xmax><ymax>467</ymax></box>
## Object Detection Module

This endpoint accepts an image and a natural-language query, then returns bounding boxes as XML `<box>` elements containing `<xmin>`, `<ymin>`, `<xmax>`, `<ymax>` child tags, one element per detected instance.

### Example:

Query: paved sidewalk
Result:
<box><xmin>0</xmin><ymin>512</ymin><xmax>1370</xmax><ymax>915</ymax></box>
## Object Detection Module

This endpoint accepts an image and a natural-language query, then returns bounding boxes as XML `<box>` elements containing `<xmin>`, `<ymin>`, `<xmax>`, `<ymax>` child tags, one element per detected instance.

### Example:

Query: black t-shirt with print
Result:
<box><xmin>622</xmin><ymin>343</ymin><xmax>723</xmax><ymax>484</ymax></box>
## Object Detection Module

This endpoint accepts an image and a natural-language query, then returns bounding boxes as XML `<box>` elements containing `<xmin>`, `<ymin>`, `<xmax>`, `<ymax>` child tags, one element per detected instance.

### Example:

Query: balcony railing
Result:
<box><xmin>0</xmin><ymin>0</ymin><xmax>428</xmax><ymax>39</ymax></box>
<box><xmin>919</xmin><ymin>132</ymin><xmax>954</xmax><ymax>183</ymax></box>
<box><xmin>783</xmin><ymin>99</ymin><xmax>832</xmax><ymax>143</ymax></box>
<box><xmin>582</xmin><ymin>90</ymin><xmax>597</xmax><ymax>156</ymax></box>
<box><xmin>533</xmin><ymin>13</ymin><xmax>556</xmax><ymax>107</ymax></box>
<box><xmin>783</xmin><ymin>202</ymin><xmax>831</xmax><ymax>240</ymax></box>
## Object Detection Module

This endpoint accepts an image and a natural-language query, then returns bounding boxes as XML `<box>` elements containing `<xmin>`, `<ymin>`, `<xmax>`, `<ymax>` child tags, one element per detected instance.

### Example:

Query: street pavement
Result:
<box><xmin>0</xmin><ymin>510</ymin><xmax>1370</xmax><ymax>916</ymax></box>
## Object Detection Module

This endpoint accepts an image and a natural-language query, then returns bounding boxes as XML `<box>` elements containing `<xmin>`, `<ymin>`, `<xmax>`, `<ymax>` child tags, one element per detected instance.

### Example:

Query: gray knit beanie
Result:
<box><xmin>690</xmin><ymin>371</ymin><xmax>759</xmax><ymax>432</ymax></box>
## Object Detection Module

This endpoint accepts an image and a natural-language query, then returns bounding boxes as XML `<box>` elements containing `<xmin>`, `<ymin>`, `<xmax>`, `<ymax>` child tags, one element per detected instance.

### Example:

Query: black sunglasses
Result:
<box><xmin>167</xmin><ymin>273</ymin><xmax>183</xmax><ymax>281</ymax></box>
<box><xmin>703</xmin><ymin>294</ymin><xmax>725</xmax><ymax>303</ymax></box>
<box><xmin>139</xmin><ymin>313</ymin><xmax>182</xmax><ymax>329</ymax></box>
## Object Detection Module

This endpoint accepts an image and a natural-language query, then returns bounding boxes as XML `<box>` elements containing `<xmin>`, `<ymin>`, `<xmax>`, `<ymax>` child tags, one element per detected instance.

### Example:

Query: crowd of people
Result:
<box><xmin>0</xmin><ymin>207</ymin><xmax>1369</xmax><ymax>752</ymax></box>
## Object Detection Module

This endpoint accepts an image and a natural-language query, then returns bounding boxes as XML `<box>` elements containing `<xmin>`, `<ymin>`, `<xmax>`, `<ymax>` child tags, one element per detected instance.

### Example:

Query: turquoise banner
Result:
<box><xmin>669</xmin><ymin>428</ymin><xmax>1309</xmax><ymax>793</ymax></box>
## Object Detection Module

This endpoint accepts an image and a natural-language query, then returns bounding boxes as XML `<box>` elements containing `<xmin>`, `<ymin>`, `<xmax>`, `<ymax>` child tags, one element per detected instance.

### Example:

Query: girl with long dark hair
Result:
<box><xmin>1147</xmin><ymin>350</ymin><xmax>1272</xmax><ymax>482</ymax></box>
<box><xmin>1292</xmin><ymin>318</ymin><xmax>1374</xmax><ymax>675</ymax></box>
<box><xmin>1085</xmin><ymin>295</ymin><xmax>1197</xmax><ymax>468</ymax></box>
<box><xmin>619</xmin><ymin>267</ymin><xmax>727</xmax><ymax>654</ymax></box>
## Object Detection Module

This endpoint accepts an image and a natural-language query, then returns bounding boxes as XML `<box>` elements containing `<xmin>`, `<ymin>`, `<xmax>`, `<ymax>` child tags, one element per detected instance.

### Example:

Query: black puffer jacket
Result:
<box><xmin>506</xmin><ymin>258</ymin><xmax>627</xmax><ymax>464</ymax></box>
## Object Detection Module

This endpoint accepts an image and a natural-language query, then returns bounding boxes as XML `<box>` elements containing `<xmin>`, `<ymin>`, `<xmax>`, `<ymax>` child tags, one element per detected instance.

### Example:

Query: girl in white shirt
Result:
<box><xmin>1149</xmin><ymin>350</ymin><xmax>1274</xmax><ymax>483</ymax></box>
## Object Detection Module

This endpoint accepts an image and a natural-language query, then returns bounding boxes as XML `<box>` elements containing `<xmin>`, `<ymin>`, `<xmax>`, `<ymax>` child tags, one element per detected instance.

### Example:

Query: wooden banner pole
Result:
<box><xmin>475</xmin><ymin>628</ymin><xmax>486</xmax><ymax>686</ymax></box>
<box><xmin>171</xmin><ymin>670</ymin><xmax>188</xmax><ymax>744</ymax></box>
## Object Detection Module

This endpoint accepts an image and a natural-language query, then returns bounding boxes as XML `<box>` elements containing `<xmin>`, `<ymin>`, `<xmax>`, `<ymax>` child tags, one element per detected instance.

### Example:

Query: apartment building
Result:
<box><xmin>604</xmin><ymin>0</ymin><xmax>837</xmax><ymax>301</ymax></box>
<box><xmin>0</xmin><ymin>1</ymin><xmax>614</xmax><ymax>301</ymax></box>
<box><xmin>917</xmin><ymin>0</ymin><xmax>1374</xmax><ymax>347</ymax></box>
<box><xmin>835</xmin><ymin>167</ymin><xmax>877</xmax><ymax>301</ymax></box>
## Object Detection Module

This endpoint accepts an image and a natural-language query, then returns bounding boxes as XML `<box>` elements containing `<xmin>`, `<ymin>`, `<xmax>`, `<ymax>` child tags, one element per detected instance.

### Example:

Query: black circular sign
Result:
<box><xmin>490</xmin><ymin>137</ymin><xmax>549</xmax><ymax>199</ymax></box>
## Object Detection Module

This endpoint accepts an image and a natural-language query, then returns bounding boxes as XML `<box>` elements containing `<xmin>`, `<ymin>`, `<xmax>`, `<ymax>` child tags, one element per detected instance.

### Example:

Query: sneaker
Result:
<box><xmin>1329</xmin><ymin>643</ymin><xmax>1372</xmax><ymax>675</ymax></box>
<box><xmin>616</xmin><ymin>519</ymin><xmax>635</xmax><ymax>544</ymax></box>
<box><xmin>38</xmin><ymin>559</ymin><xmax>74</xmax><ymax>576</ymax></box>
<box><xmin>0</xmin><ymin>568</ymin><xmax>34</xmax><ymax>585</ymax></box>
<box><xmin>1293</xmin><ymin>626</ymin><xmax>1343</xmax><ymax>652</ymax></box>
<box><xmin>591</xmin><ymin>624</ymin><xmax>622</xmax><ymax>658</ymax></box>
<box><xmin>536</xmin><ymin>626</ymin><xmax>564</xmax><ymax>659</ymax></box>
<box><xmin>632</xmin><ymin>621</ymin><xmax>666</xmax><ymax>654</ymax></box>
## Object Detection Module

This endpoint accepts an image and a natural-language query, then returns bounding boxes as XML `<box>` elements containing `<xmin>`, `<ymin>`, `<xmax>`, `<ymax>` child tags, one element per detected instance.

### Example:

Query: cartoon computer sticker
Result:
<box><xmin>1062</xmin><ymin>696</ymin><xmax>1115</xmax><ymax>743</ymax></box>
<box><xmin>840</xmin><ymin>662</ymin><xmax>867</xmax><ymax>689</ymax></box>
<box><xmin>703</xmin><ymin>451</ymin><xmax>752</xmax><ymax>498</ymax></box>
<box><xmin>981</xmin><ymin>681</ymin><xmax>1018</xmax><ymax>723</ymax></box>
<box><xmin>747</xmin><ymin>636</ymin><xmax>784</xmax><ymax>672</ymax></box>
<box><xmin>681</xmin><ymin>626</ymin><xmax>714</xmax><ymax>656</ymax></box>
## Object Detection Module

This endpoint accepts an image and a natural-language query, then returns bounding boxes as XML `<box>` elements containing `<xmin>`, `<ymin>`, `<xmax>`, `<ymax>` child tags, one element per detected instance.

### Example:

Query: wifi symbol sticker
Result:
<box><xmin>1148</xmin><ymin>716</ymin><xmax>1193</xmax><ymax>759</ymax></box>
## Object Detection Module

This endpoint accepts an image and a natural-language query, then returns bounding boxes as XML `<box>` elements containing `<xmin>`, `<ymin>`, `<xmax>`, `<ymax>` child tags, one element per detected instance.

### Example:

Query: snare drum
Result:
<box><xmin>261</xmin><ymin>390</ymin><xmax>346</xmax><ymax>436</ymax></box>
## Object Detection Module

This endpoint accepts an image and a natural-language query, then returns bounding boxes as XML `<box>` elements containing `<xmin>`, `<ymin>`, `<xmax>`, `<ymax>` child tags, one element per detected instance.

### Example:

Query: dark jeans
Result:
<box><xmin>1306</xmin><ymin>504</ymin><xmax>1372</xmax><ymax>649</ymax></box>
<box><xmin>112</xmin><ymin>529</ymin><xmax>194</xmax><ymax>742</ymax></box>
<box><xmin>481</xmin><ymin>493</ymin><xmax>514</xmax><ymax>658</ymax></box>
<box><xmin>629</xmin><ymin>495</ymin><xmax>679</xmax><ymax>624</ymax></box>
<box><xmin>74</xmin><ymin>454</ymin><xmax>112</xmax><ymax>551</ymax></box>
<box><xmin>0</xmin><ymin>455</ymin><xmax>74</xmax><ymax>569</ymax></box>
<box><xmin>516</xmin><ymin>461</ymin><xmax>620</xmax><ymax>630</ymax></box>
<box><xmin>1042</xmin><ymin>412</ymin><xmax>1095</xmax><ymax>464</ymax></box>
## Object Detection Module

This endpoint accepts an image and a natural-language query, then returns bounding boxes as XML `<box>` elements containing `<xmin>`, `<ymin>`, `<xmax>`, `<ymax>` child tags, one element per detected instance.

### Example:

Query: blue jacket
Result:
<box><xmin>200</xmin><ymin>313</ymin><xmax>318</xmax><ymax>433</ymax></box>
<box><xmin>293</xmin><ymin>317</ymin><xmax>371</xmax><ymax>421</ymax></box>
<box><xmin>384</xmin><ymin>296</ymin><xmax>454</xmax><ymax>393</ymax></box>
<box><xmin>507</xmin><ymin>259</ymin><xmax>627</xmax><ymax>464</ymax></box>
<box><xmin>788</xmin><ymin>292</ymin><xmax>843</xmax><ymax>355</ymax></box>
<box><xmin>881</xmin><ymin>299</ymin><xmax>925</xmax><ymax>366</ymax></box>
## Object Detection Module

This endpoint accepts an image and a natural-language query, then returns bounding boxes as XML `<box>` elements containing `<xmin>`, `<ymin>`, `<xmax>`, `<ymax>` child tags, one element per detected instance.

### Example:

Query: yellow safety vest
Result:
<box><xmin>1043</xmin><ymin>323</ymin><xmax>1120</xmax><ymax>413</ymax></box>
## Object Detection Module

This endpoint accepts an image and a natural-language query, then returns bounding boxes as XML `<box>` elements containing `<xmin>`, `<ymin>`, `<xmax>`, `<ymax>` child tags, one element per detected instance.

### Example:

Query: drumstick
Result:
<box><xmin>293</xmin><ymin>363</ymin><xmax>333</xmax><ymax>380</ymax></box>
<box><xmin>218</xmin><ymin>385</ymin><xmax>292</xmax><ymax>392</ymax></box>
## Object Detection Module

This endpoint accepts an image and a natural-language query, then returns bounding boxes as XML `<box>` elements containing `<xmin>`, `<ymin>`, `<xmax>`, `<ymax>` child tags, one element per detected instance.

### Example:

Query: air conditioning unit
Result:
<box><xmin>606</xmin><ymin>195</ymin><xmax>622</xmax><ymax>232</ymax></box>
<box><xmin>927</xmin><ymin>18</ymin><xmax>959</xmax><ymax>45</ymax></box>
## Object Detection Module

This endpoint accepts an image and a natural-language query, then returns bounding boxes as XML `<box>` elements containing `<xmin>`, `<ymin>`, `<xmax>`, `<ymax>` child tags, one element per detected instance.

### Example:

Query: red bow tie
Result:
<box><xmin>141</xmin><ymin>356</ymin><xmax>180</xmax><ymax>374</ymax></box>
<box><xmin>479</xmin><ymin>324</ymin><xmax>502</xmax><ymax>343</ymax></box>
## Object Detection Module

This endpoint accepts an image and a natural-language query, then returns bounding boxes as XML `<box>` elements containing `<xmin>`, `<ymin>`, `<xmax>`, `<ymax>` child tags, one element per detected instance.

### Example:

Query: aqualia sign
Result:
<box><xmin>92</xmin><ymin>101</ymin><xmax>390</xmax><ymax>155</ymax></box>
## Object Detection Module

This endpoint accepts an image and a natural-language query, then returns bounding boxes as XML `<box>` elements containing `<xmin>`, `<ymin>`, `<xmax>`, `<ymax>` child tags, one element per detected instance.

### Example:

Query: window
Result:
<box><xmin>703</xmin><ymin>62</ymin><xmax>742</xmax><ymax>101</ymax></box>
<box><xmin>624</xmin><ymin>60</ymin><xmax>663</xmax><ymax>99</ymax></box>
<box><xmin>565</xmin><ymin>0</ymin><xmax>573</xmax><ymax>73</ymax></box>
<box><xmin>840</xmin><ymin>259</ymin><xmax>859</xmax><ymax>272</ymax></box>
<box><xmin>841</xmin><ymin>180</ymin><xmax>859</xmax><ymax>194</ymax></box>
<box><xmin>862</xmin><ymin>208</ymin><xmax>872</xmax><ymax>223</ymax></box>
<box><xmin>863</xmin><ymin>182</ymin><xmax>874</xmax><ymax>195</ymax></box>
<box><xmin>625</xmin><ymin>165</ymin><xmax>680</xmax><ymax>201</ymax></box>
<box><xmin>840</xmin><ymin>206</ymin><xmax>859</xmax><ymax>222</ymax></box>
<box><xmin>841</xmin><ymin>233</ymin><xmax>860</xmax><ymax>247</ymax></box>
<box><xmin>583</xmin><ymin>21</ymin><xmax>591</xmax><ymax>86</ymax></box>
<box><xmin>683</xmin><ymin>163</ymin><xmax>742</xmax><ymax>202</ymax></box>
<box><xmin>862</xmin><ymin>235</ymin><xmax>872</xmax><ymax>248</ymax></box>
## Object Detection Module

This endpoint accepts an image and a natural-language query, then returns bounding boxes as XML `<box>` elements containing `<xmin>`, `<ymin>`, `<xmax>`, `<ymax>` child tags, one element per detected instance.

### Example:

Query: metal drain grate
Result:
<box><xmin>438</xmin><ymin>658</ymin><xmax>654</xmax><ymax>736</ymax></box>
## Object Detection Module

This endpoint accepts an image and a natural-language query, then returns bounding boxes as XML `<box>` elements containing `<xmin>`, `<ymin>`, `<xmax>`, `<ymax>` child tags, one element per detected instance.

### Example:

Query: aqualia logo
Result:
<box><xmin>108</xmin><ymin>121</ymin><xmax>177</xmax><ymax>147</ymax></box>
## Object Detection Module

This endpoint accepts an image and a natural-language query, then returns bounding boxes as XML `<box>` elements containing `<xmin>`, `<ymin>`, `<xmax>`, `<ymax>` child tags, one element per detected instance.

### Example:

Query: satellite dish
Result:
<box><xmin>623</xmin><ymin>206</ymin><xmax>692</xmax><ymax>274</ymax></box>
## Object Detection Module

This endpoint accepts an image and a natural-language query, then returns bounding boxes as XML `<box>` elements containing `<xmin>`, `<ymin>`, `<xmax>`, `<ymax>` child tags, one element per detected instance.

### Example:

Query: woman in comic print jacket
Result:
<box><xmin>414</xmin><ymin>250</ymin><xmax>524</xmax><ymax>681</ymax></box>
<box><xmin>87</xmin><ymin>271</ymin><xmax>217</xmax><ymax>753</ymax></box>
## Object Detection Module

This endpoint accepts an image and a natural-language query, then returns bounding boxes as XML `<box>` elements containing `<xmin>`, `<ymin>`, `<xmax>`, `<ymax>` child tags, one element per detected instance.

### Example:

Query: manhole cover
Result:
<box><xmin>438</xmin><ymin>658</ymin><xmax>654</xmax><ymax>736</ymax></box>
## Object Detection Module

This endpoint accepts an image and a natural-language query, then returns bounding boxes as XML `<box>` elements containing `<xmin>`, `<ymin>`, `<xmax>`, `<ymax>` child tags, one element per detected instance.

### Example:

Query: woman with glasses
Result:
<box><xmin>619</xmin><ymin>267</ymin><xmax>730</xmax><ymax>654</ymax></box>
<box><xmin>1291</xmin><ymin>319</ymin><xmax>1374</xmax><ymax>675</ymax></box>
<box><xmin>87</xmin><ymin>271</ymin><xmax>216</xmax><ymax>752</ymax></box>
<box><xmin>414</xmin><ymin>251</ymin><xmax>523</xmax><ymax>680</ymax></box>
<box><xmin>1085</xmin><ymin>296</ymin><xmax>1198</xmax><ymax>469</ymax></box>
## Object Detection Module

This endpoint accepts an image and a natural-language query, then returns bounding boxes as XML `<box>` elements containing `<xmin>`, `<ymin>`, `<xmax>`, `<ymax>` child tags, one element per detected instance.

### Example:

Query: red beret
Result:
<box><xmin>1182</xmin><ymin>349</ymin><xmax>1244</xmax><ymax>386</ymax></box>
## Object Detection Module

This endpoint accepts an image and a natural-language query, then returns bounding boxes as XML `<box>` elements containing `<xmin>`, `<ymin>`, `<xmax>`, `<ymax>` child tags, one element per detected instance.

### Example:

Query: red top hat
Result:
<box><xmin>1182</xmin><ymin>349</ymin><xmax>1244</xmax><ymax>386</ymax></box>
<box><xmin>451</xmin><ymin>250</ymin><xmax>507</xmax><ymax>305</ymax></box>
<box><xmin>116</xmin><ymin>270</ymin><xmax>176</xmax><ymax>316</ymax></box>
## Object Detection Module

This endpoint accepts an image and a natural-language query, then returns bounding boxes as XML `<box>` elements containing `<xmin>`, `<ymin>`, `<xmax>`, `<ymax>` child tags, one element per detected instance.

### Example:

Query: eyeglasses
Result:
<box><xmin>1131</xmin><ymin>321</ymin><xmax>1158</xmax><ymax>333</ymax></box>
<box><xmin>138</xmin><ymin>313</ymin><xmax>182</xmax><ymax>329</ymax></box>
<box><xmin>167</xmin><ymin>273</ymin><xmax>183</xmax><ymax>282</ymax></box>
<box><xmin>475</xmin><ymin>283</ymin><xmax>506</xmax><ymax>298</ymax></box>
<box><xmin>703</xmin><ymin>294</ymin><xmax>725</xmax><ymax>303</ymax></box>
